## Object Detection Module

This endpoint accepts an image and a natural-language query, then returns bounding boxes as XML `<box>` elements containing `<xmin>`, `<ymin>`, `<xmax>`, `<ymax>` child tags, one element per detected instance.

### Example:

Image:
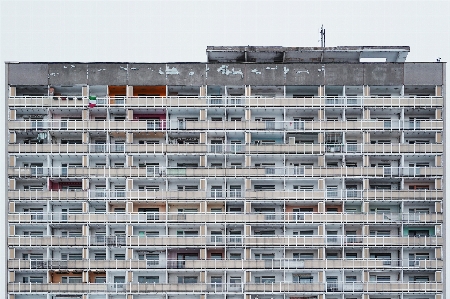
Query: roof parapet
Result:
<box><xmin>206</xmin><ymin>46</ymin><xmax>410</xmax><ymax>63</ymax></box>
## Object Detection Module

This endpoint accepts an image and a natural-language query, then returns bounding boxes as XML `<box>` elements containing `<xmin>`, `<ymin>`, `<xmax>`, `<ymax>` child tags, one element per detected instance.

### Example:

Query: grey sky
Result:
<box><xmin>1</xmin><ymin>0</ymin><xmax>449</xmax><ymax>290</ymax></box>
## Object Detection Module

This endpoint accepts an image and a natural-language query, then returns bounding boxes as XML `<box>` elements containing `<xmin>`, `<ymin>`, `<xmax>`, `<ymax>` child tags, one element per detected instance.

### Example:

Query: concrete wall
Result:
<box><xmin>7</xmin><ymin>62</ymin><xmax>445</xmax><ymax>86</ymax></box>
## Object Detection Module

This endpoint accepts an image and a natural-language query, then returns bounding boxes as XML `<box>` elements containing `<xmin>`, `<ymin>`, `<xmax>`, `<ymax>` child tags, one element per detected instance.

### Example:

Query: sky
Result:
<box><xmin>1</xmin><ymin>0</ymin><xmax>450</xmax><ymax>289</ymax></box>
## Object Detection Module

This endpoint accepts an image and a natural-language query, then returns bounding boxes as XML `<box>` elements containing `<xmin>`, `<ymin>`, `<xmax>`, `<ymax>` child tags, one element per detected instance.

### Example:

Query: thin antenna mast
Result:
<box><xmin>320</xmin><ymin>25</ymin><xmax>326</xmax><ymax>47</ymax></box>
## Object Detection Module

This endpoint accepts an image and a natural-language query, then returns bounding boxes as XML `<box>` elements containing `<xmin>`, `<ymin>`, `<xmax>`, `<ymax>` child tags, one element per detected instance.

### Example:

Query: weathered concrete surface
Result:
<box><xmin>285</xmin><ymin>64</ymin><xmax>324</xmax><ymax>86</ymax></box>
<box><xmin>7</xmin><ymin>62</ymin><xmax>445</xmax><ymax>87</ymax></box>
<box><xmin>404</xmin><ymin>63</ymin><xmax>444</xmax><ymax>85</ymax></box>
<box><xmin>128</xmin><ymin>64</ymin><xmax>166</xmax><ymax>86</ymax></box>
<box><xmin>87</xmin><ymin>63</ymin><xmax>128</xmax><ymax>85</ymax></box>
<box><xmin>363</xmin><ymin>64</ymin><xmax>404</xmax><ymax>86</ymax></box>
<box><xmin>206</xmin><ymin>64</ymin><xmax>246</xmax><ymax>85</ymax></box>
<box><xmin>245</xmin><ymin>64</ymin><xmax>285</xmax><ymax>85</ymax></box>
<box><xmin>165</xmin><ymin>64</ymin><xmax>206</xmax><ymax>86</ymax></box>
<box><xmin>48</xmin><ymin>64</ymin><xmax>88</xmax><ymax>86</ymax></box>
<box><xmin>8</xmin><ymin>63</ymin><xmax>48</xmax><ymax>85</ymax></box>
<box><xmin>324</xmin><ymin>64</ymin><xmax>364</xmax><ymax>86</ymax></box>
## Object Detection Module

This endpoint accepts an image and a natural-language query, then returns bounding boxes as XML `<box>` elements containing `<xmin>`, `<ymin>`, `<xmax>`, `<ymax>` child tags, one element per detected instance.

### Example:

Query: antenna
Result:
<box><xmin>320</xmin><ymin>25</ymin><xmax>326</xmax><ymax>47</ymax></box>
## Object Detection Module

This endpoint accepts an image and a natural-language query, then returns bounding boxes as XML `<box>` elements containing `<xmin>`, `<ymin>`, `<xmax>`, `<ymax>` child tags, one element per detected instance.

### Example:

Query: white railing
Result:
<box><xmin>8</xmin><ymin>95</ymin><xmax>443</xmax><ymax>108</ymax></box>
<box><xmin>6</xmin><ymin>281</ymin><xmax>443</xmax><ymax>293</ymax></box>
<box><xmin>7</xmin><ymin>211</ymin><xmax>443</xmax><ymax>225</ymax></box>
<box><xmin>8</xmin><ymin>119</ymin><xmax>443</xmax><ymax>131</ymax></box>
<box><xmin>8</xmin><ymin>257</ymin><xmax>443</xmax><ymax>271</ymax></box>
<box><xmin>7</xmin><ymin>234</ymin><xmax>443</xmax><ymax>247</ymax></box>
<box><xmin>8</xmin><ymin>189</ymin><xmax>443</xmax><ymax>202</ymax></box>
<box><xmin>8</xmin><ymin>166</ymin><xmax>443</xmax><ymax>178</ymax></box>
<box><xmin>7</xmin><ymin>142</ymin><xmax>443</xmax><ymax>155</ymax></box>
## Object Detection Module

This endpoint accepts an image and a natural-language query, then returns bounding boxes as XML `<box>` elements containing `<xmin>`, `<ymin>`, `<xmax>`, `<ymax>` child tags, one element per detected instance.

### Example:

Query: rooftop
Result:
<box><xmin>206</xmin><ymin>46</ymin><xmax>410</xmax><ymax>63</ymax></box>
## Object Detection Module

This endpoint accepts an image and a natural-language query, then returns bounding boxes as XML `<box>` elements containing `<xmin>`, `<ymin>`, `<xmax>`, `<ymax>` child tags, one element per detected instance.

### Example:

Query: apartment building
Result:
<box><xmin>5</xmin><ymin>46</ymin><xmax>445</xmax><ymax>299</ymax></box>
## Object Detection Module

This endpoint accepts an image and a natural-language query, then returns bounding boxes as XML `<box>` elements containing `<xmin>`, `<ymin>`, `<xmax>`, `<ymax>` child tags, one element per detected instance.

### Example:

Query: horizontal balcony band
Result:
<box><xmin>8</xmin><ymin>166</ymin><xmax>444</xmax><ymax>178</ymax></box>
<box><xmin>8</xmin><ymin>258</ymin><xmax>443</xmax><ymax>271</ymax></box>
<box><xmin>8</xmin><ymin>190</ymin><xmax>443</xmax><ymax>201</ymax></box>
<box><xmin>8</xmin><ymin>212</ymin><xmax>443</xmax><ymax>225</ymax></box>
<box><xmin>8</xmin><ymin>95</ymin><xmax>444</xmax><ymax>108</ymax></box>
<box><xmin>8</xmin><ymin>235</ymin><xmax>443</xmax><ymax>247</ymax></box>
<box><xmin>8</xmin><ymin>119</ymin><xmax>443</xmax><ymax>131</ymax></box>
<box><xmin>7</xmin><ymin>281</ymin><xmax>443</xmax><ymax>293</ymax></box>
<box><xmin>6</xmin><ymin>143</ymin><xmax>445</xmax><ymax>155</ymax></box>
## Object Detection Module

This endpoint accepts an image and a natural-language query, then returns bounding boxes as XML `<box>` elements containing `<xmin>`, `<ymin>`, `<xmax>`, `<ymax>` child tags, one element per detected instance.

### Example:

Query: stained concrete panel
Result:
<box><xmin>88</xmin><ymin>63</ymin><xmax>128</xmax><ymax>85</ymax></box>
<box><xmin>285</xmin><ymin>64</ymin><xmax>324</xmax><ymax>85</ymax></box>
<box><xmin>404</xmin><ymin>63</ymin><xmax>444</xmax><ymax>85</ymax></box>
<box><xmin>245</xmin><ymin>64</ymin><xmax>284</xmax><ymax>85</ymax></box>
<box><xmin>166</xmin><ymin>64</ymin><xmax>206</xmax><ymax>86</ymax></box>
<box><xmin>48</xmin><ymin>64</ymin><xmax>88</xmax><ymax>86</ymax></box>
<box><xmin>128</xmin><ymin>64</ymin><xmax>167</xmax><ymax>86</ymax></box>
<box><xmin>364</xmin><ymin>64</ymin><xmax>403</xmax><ymax>86</ymax></box>
<box><xmin>324</xmin><ymin>64</ymin><xmax>364</xmax><ymax>86</ymax></box>
<box><xmin>206</xmin><ymin>63</ymin><xmax>246</xmax><ymax>85</ymax></box>
<box><xmin>8</xmin><ymin>63</ymin><xmax>48</xmax><ymax>85</ymax></box>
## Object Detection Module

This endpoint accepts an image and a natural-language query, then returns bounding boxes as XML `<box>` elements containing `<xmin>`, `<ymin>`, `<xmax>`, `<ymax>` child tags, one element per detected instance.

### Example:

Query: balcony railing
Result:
<box><xmin>8</xmin><ymin>189</ymin><xmax>443</xmax><ymax>202</ymax></box>
<box><xmin>7</xmin><ymin>281</ymin><xmax>443</xmax><ymax>293</ymax></box>
<box><xmin>9</xmin><ymin>257</ymin><xmax>443</xmax><ymax>271</ymax></box>
<box><xmin>8</xmin><ymin>211</ymin><xmax>443</xmax><ymax>225</ymax></box>
<box><xmin>8</xmin><ymin>95</ymin><xmax>443</xmax><ymax>108</ymax></box>
<box><xmin>8</xmin><ymin>119</ymin><xmax>443</xmax><ymax>131</ymax></box>
<box><xmin>7</xmin><ymin>165</ymin><xmax>444</xmax><ymax>179</ymax></box>
<box><xmin>8</xmin><ymin>234</ymin><xmax>443</xmax><ymax>247</ymax></box>
<box><xmin>7</xmin><ymin>142</ymin><xmax>443</xmax><ymax>155</ymax></box>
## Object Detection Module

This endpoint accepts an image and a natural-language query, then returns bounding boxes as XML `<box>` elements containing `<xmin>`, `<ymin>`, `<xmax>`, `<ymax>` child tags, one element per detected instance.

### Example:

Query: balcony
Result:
<box><xmin>8</xmin><ymin>119</ymin><xmax>443</xmax><ymax>132</ymax></box>
<box><xmin>8</xmin><ymin>234</ymin><xmax>438</xmax><ymax>247</ymax></box>
<box><xmin>7</xmin><ymin>281</ymin><xmax>442</xmax><ymax>293</ymax></box>
<box><xmin>8</xmin><ymin>95</ymin><xmax>443</xmax><ymax>108</ymax></box>
<box><xmin>7</xmin><ymin>142</ymin><xmax>443</xmax><ymax>155</ymax></box>
<box><xmin>8</xmin><ymin>189</ymin><xmax>443</xmax><ymax>202</ymax></box>
<box><xmin>7</xmin><ymin>166</ymin><xmax>444</xmax><ymax>179</ymax></box>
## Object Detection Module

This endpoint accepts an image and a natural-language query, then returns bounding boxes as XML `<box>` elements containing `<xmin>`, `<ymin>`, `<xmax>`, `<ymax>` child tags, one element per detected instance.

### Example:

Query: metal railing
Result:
<box><xmin>8</xmin><ymin>257</ymin><xmax>443</xmax><ymax>271</ymax></box>
<box><xmin>8</xmin><ymin>211</ymin><xmax>443</xmax><ymax>225</ymax></box>
<box><xmin>8</xmin><ymin>119</ymin><xmax>443</xmax><ymax>131</ymax></box>
<box><xmin>7</xmin><ymin>234</ymin><xmax>443</xmax><ymax>247</ymax></box>
<box><xmin>7</xmin><ymin>281</ymin><xmax>443</xmax><ymax>293</ymax></box>
<box><xmin>8</xmin><ymin>165</ymin><xmax>444</xmax><ymax>178</ymax></box>
<box><xmin>8</xmin><ymin>189</ymin><xmax>443</xmax><ymax>202</ymax></box>
<box><xmin>8</xmin><ymin>95</ymin><xmax>443</xmax><ymax>108</ymax></box>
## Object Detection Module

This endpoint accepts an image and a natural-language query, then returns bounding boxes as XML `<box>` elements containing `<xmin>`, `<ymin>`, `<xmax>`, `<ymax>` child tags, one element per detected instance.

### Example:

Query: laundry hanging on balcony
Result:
<box><xmin>88</xmin><ymin>96</ymin><xmax>97</xmax><ymax>108</ymax></box>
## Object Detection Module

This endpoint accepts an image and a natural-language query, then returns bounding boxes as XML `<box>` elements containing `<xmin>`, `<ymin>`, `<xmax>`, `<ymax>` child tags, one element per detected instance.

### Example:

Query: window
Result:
<box><xmin>94</xmin><ymin>253</ymin><xmax>106</xmax><ymax>260</ymax></box>
<box><xmin>177</xmin><ymin>230</ymin><xmax>198</xmax><ymax>237</ymax></box>
<box><xmin>23</xmin><ymin>231</ymin><xmax>44</xmax><ymax>237</ymax></box>
<box><xmin>61</xmin><ymin>253</ymin><xmax>82</xmax><ymax>260</ymax></box>
<box><xmin>294</xmin><ymin>274</ymin><xmax>313</xmax><ymax>283</ymax></box>
<box><xmin>254</xmin><ymin>253</ymin><xmax>274</xmax><ymax>260</ymax></box>
<box><xmin>254</xmin><ymin>185</ymin><xmax>275</xmax><ymax>191</ymax></box>
<box><xmin>326</xmin><ymin>252</ymin><xmax>339</xmax><ymax>259</ymax></box>
<box><xmin>210</xmin><ymin>253</ymin><xmax>222</xmax><ymax>260</ymax></box>
<box><xmin>346</xmin><ymin>276</ymin><xmax>357</xmax><ymax>282</ymax></box>
<box><xmin>177</xmin><ymin>185</ymin><xmax>198</xmax><ymax>191</ymax></box>
<box><xmin>61</xmin><ymin>277</ymin><xmax>82</xmax><ymax>283</ymax></box>
<box><xmin>114</xmin><ymin>254</ymin><xmax>125</xmax><ymax>260</ymax></box>
<box><xmin>178</xmin><ymin>276</ymin><xmax>198</xmax><ymax>283</ymax></box>
<box><xmin>411</xmin><ymin>276</ymin><xmax>429</xmax><ymax>282</ymax></box>
<box><xmin>293</xmin><ymin>230</ymin><xmax>314</xmax><ymax>236</ymax></box>
<box><xmin>210</xmin><ymin>231</ymin><xmax>223</xmax><ymax>243</ymax></box>
<box><xmin>211</xmin><ymin>276</ymin><xmax>222</xmax><ymax>283</ymax></box>
<box><xmin>95</xmin><ymin>277</ymin><xmax>106</xmax><ymax>283</ymax></box>
<box><xmin>293</xmin><ymin>252</ymin><xmax>314</xmax><ymax>260</ymax></box>
<box><xmin>138</xmin><ymin>276</ymin><xmax>159</xmax><ymax>283</ymax></box>
<box><xmin>23</xmin><ymin>253</ymin><xmax>43</xmax><ymax>260</ymax></box>
<box><xmin>346</xmin><ymin>252</ymin><xmax>358</xmax><ymax>259</ymax></box>
<box><xmin>23</xmin><ymin>276</ymin><xmax>44</xmax><ymax>283</ymax></box>
<box><xmin>254</xmin><ymin>230</ymin><xmax>275</xmax><ymax>236</ymax></box>
<box><xmin>370</xmin><ymin>253</ymin><xmax>392</xmax><ymax>265</ymax></box>
<box><xmin>230</xmin><ymin>276</ymin><xmax>241</xmax><ymax>284</ymax></box>
<box><xmin>370</xmin><ymin>230</ymin><xmax>391</xmax><ymax>236</ymax></box>
<box><xmin>255</xmin><ymin>276</ymin><xmax>275</xmax><ymax>283</ymax></box>
<box><xmin>139</xmin><ymin>231</ymin><xmax>159</xmax><ymax>237</ymax></box>
<box><xmin>229</xmin><ymin>253</ymin><xmax>242</xmax><ymax>260</ymax></box>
